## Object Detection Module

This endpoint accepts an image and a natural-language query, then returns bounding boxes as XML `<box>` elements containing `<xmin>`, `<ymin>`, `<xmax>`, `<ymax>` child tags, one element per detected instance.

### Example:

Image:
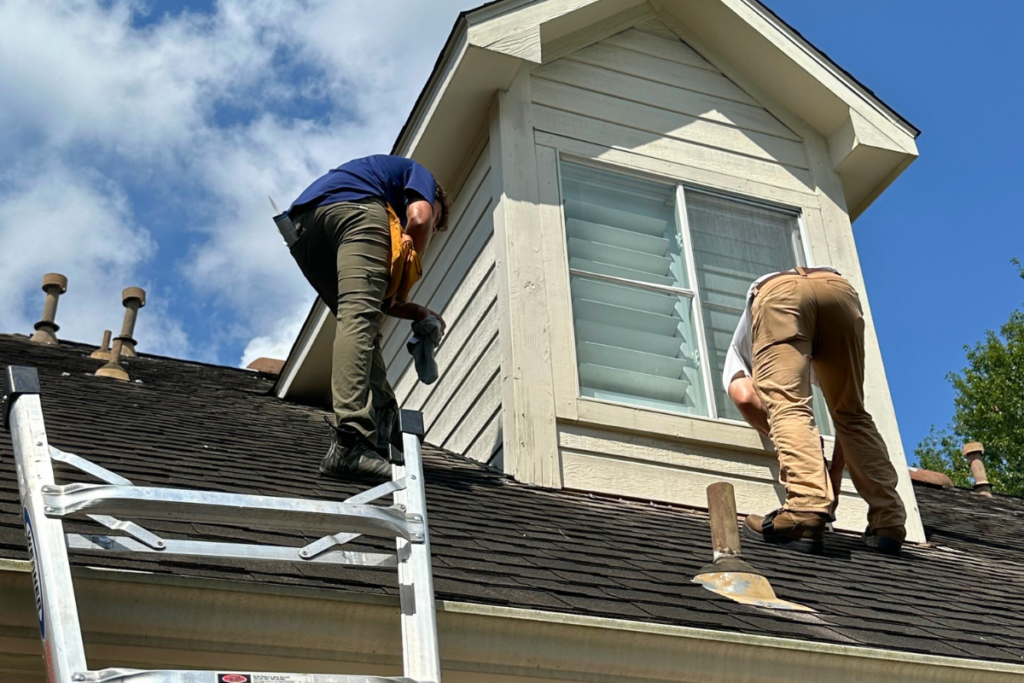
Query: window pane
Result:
<box><xmin>570</xmin><ymin>274</ymin><xmax>708</xmax><ymax>415</ymax></box>
<box><xmin>685</xmin><ymin>190</ymin><xmax>832</xmax><ymax>435</ymax></box>
<box><xmin>561</xmin><ymin>163</ymin><xmax>689</xmax><ymax>289</ymax></box>
<box><xmin>561</xmin><ymin>162</ymin><xmax>709</xmax><ymax>416</ymax></box>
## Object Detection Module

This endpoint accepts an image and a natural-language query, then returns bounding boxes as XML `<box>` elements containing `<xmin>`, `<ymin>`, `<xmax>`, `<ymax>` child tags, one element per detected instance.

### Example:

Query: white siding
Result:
<box><xmin>559</xmin><ymin>422</ymin><xmax>870</xmax><ymax>534</ymax></box>
<box><xmin>530</xmin><ymin>23</ymin><xmax>811</xmax><ymax>196</ymax></box>
<box><xmin>386</xmin><ymin>145</ymin><xmax>502</xmax><ymax>464</ymax></box>
<box><xmin>530</xmin><ymin>21</ymin><xmax>877</xmax><ymax>531</ymax></box>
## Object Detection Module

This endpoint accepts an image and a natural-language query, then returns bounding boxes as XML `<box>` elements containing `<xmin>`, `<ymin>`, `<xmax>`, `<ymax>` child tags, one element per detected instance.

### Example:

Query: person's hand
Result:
<box><xmin>419</xmin><ymin>307</ymin><xmax>446</xmax><ymax>335</ymax></box>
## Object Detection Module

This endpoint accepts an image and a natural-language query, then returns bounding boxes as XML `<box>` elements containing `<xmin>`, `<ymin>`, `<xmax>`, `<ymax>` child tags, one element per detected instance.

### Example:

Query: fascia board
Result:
<box><xmin>738</xmin><ymin>0</ymin><xmax>919</xmax><ymax>139</ymax></box>
<box><xmin>653</xmin><ymin>0</ymin><xmax>916</xmax><ymax>149</ymax></box>
<box><xmin>2</xmin><ymin>563</ymin><xmax>1023</xmax><ymax>682</ymax></box>
<box><xmin>394</xmin><ymin>25</ymin><xmax>471</xmax><ymax>157</ymax></box>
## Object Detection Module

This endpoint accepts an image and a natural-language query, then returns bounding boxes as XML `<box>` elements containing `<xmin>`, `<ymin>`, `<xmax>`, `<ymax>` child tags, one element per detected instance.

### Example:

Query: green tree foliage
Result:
<box><xmin>916</xmin><ymin>260</ymin><xmax>1024</xmax><ymax>495</ymax></box>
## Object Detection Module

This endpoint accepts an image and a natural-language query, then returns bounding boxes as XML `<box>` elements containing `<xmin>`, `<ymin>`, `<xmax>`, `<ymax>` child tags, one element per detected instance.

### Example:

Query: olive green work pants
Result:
<box><xmin>751</xmin><ymin>270</ymin><xmax>906</xmax><ymax>531</ymax></box>
<box><xmin>289</xmin><ymin>198</ymin><xmax>396</xmax><ymax>446</ymax></box>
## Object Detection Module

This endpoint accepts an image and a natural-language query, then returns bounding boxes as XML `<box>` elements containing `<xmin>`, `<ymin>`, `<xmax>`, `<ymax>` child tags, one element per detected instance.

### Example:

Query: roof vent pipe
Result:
<box><xmin>963</xmin><ymin>442</ymin><xmax>992</xmax><ymax>497</ymax></box>
<box><xmin>115</xmin><ymin>287</ymin><xmax>146</xmax><ymax>357</ymax></box>
<box><xmin>29</xmin><ymin>273</ymin><xmax>68</xmax><ymax>345</ymax></box>
<box><xmin>90</xmin><ymin>330</ymin><xmax>113</xmax><ymax>360</ymax></box>
<box><xmin>95</xmin><ymin>338</ymin><xmax>129</xmax><ymax>381</ymax></box>
<box><xmin>692</xmin><ymin>482</ymin><xmax>812</xmax><ymax>611</ymax></box>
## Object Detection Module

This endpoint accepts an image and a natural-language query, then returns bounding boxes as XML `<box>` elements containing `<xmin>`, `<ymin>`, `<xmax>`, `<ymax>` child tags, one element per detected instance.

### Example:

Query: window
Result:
<box><xmin>560</xmin><ymin>160</ymin><xmax>833</xmax><ymax>434</ymax></box>
<box><xmin>561</xmin><ymin>163</ymin><xmax>709</xmax><ymax>416</ymax></box>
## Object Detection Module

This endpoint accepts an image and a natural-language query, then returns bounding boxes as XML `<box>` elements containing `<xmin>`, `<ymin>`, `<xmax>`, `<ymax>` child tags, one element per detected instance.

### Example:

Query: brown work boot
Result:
<box><xmin>862</xmin><ymin>525</ymin><xmax>905</xmax><ymax>556</ymax></box>
<box><xmin>744</xmin><ymin>509</ymin><xmax>827</xmax><ymax>555</ymax></box>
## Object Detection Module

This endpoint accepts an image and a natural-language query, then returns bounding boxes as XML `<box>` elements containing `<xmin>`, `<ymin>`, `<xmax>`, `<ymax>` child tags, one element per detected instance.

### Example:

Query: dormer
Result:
<box><xmin>274</xmin><ymin>0</ymin><xmax>925</xmax><ymax>543</ymax></box>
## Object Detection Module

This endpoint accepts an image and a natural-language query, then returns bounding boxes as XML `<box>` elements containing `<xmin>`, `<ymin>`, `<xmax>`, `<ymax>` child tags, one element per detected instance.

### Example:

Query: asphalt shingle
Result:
<box><xmin>2</xmin><ymin>334</ymin><xmax>1023</xmax><ymax>663</ymax></box>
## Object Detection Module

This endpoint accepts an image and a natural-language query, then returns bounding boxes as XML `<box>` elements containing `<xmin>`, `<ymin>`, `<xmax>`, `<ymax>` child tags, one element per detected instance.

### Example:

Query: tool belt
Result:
<box><xmin>752</xmin><ymin>266</ymin><xmax>839</xmax><ymax>299</ymax></box>
<box><xmin>384</xmin><ymin>204</ymin><xmax>423</xmax><ymax>304</ymax></box>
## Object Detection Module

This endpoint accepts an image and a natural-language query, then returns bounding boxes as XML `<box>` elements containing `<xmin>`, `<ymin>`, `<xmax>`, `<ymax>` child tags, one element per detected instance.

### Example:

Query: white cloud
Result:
<box><xmin>0</xmin><ymin>0</ymin><xmax>475</xmax><ymax>367</ymax></box>
<box><xmin>240</xmin><ymin>301</ymin><xmax>312</xmax><ymax>367</ymax></box>
<box><xmin>0</xmin><ymin>158</ymin><xmax>174</xmax><ymax>349</ymax></box>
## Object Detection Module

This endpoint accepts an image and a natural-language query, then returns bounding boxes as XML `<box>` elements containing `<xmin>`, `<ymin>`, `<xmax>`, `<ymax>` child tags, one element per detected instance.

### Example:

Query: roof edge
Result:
<box><xmin>2</xmin><ymin>563</ymin><xmax>1020</xmax><ymax>680</ymax></box>
<box><xmin>391</xmin><ymin>13</ymin><xmax>471</xmax><ymax>156</ymax></box>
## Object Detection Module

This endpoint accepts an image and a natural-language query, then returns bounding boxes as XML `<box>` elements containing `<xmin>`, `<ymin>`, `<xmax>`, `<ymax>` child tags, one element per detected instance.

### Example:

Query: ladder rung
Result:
<box><xmin>42</xmin><ymin>484</ymin><xmax>424</xmax><ymax>541</ymax></box>
<box><xmin>66</xmin><ymin>534</ymin><xmax>398</xmax><ymax>567</ymax></box>
<box><xmin>75</xmin><ymin>669</ymin><xmax>419</xmax><ymax>683</ymax></box>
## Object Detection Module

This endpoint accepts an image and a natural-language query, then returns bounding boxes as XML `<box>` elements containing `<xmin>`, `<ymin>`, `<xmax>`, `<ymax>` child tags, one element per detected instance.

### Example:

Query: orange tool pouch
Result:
<box><xmin>383</xmin><ymin>204</ymin><xmax>423</xmax><ymax>304</ymax></box>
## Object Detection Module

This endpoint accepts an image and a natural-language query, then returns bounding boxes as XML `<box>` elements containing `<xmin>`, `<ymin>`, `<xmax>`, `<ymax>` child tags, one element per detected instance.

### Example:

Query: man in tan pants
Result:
<box><xmin>728</xmin><ymin>267</ymin><xmax>906</xmax><ymax>555</ymax></box>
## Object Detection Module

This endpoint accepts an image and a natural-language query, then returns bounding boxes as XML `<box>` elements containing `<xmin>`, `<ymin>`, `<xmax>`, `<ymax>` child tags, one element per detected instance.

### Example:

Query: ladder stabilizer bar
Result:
<box><xmin>41</xmin><ymin>484</ymin><xmax>425</xmax><ymax>542</ymax></box>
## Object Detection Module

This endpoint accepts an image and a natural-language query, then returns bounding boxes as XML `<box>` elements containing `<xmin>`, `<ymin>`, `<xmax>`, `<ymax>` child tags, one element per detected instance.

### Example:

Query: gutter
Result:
<box><xmin>1</xmin><ymin>562</ymin><xmax>1021</xmax><ymax>682</ymax></box>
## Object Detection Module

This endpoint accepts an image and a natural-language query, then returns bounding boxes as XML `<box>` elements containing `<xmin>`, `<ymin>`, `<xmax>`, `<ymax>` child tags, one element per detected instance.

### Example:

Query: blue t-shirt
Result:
<box><xmin>290</xmin><ymin>155</ymin><xmax>436</xmax><ymax>227</ymax></box>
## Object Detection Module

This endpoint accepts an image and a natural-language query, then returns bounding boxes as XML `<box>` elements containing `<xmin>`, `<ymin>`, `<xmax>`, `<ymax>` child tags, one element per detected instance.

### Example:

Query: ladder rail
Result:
<box><xmin>394</xmin><ymin>420</ymin><xmax>441</xmax><ymax>682</ymax></box>
<box><xmin>66</xmin><ymin>534</ymin><xmax>398</xmax><ymax>567</ymax></box>
<box><xmin>4</xmin><ymin>366</ymin><xmax>89</xmax><ymax>682</ymax></box>
<box><xmin>3</xmin><ymin>366</ymin><xmax>443</xmax><ymax>683</ymax></box>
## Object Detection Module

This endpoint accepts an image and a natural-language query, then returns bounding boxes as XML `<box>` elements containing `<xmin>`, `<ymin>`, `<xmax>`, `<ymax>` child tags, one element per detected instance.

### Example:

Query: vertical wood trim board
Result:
<box><xmin>489</xmin><ymin>66</ymin><xmax>563</xmax><ymax>488</ymax></box>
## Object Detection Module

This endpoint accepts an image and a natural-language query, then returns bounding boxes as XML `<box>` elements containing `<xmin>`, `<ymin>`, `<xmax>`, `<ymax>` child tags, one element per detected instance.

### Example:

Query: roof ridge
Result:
<box><xmin>0</xmin><ymin>333</ymin><xmax>265</xmax><ymax>378</ymax></box>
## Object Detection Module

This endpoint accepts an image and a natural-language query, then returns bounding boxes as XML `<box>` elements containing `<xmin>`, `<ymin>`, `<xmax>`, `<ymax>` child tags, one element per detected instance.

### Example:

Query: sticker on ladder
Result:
<box><xmin>218</xmin><ymin>675</ymin><xmax>313</xmax><ymax>683</ymax></box>
<box><xmin>23</xmin><ymin>508</ymin><xmax>45</xmax><ymax>638</ymax></box>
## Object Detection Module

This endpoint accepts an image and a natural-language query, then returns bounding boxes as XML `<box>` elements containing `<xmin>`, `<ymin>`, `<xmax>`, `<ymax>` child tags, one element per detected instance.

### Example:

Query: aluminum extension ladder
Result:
<box><xmin>2</xmin><ymin>365</ymin><xmax>442</xmax><ymax>683</ymax></box>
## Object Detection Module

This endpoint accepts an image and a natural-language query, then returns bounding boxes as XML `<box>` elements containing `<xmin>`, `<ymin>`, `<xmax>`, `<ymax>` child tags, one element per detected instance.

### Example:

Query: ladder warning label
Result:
<box><xmin>218</xmin><ymin>675</ymin><xmax>313</xmax><ymax>683</ymax></box>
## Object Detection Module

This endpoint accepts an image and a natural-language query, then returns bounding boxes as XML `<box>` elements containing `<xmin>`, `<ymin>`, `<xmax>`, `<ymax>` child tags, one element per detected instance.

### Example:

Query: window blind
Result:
<box><xmin>685</xmin><ymin>190</ymin><xmax>833</xmax><ymax>434</ymax></box>
<box><xmin>561</xmin><ymin>163</ymin><xmax>708</xmax><ymax>416</ymax></box>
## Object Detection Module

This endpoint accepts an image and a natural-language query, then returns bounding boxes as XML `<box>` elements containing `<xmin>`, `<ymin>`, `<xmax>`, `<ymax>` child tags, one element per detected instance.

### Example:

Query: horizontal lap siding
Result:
<box><xmin>387</xmin><ymin>146</ymin><xmax>502</xmax><ymax>464</ymax></box>
<box><xmin>559</xmin><ymin>424</ymin><xmax>871</xmax><ymax>534</ymax></box>
<box><xmin>530</xmin><ymin>26</ymin><xmax>810</xmax><ymax>197</ymax></box>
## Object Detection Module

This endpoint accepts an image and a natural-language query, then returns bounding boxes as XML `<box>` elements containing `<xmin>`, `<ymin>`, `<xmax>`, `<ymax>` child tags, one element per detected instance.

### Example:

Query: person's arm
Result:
<box><xmin>387</xmin><ymin>301</ymin><xmax>447</xmax><ymax>335</ymax></box>
<box><xmin>405</xmin><ymin>198</ymin><xmax>434</xmax><ymax>256</ymax></box>
<box><xmin>727</xmin><ymin>375</ymin><xmax>770</xmax><ymax>438</ymax></box>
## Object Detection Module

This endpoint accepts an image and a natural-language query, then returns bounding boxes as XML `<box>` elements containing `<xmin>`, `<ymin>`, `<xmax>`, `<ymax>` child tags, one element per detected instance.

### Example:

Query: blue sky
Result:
<box><xmin>0</xmin><ymin>1</ymin><xmax>1020</xmax><ymax>460</ymax></box>
<box><xmin>771</xmin><ymin>1</ymin><xmax>1024</xmax><ymax>460</ymax></box>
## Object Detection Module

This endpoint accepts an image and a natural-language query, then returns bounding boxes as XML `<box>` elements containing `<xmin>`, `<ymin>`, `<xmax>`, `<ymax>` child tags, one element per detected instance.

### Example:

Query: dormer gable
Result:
<box><xmin>275</xmin><ymin>0</ymin><xmax>924</xmax><ymax>543</ymax></box>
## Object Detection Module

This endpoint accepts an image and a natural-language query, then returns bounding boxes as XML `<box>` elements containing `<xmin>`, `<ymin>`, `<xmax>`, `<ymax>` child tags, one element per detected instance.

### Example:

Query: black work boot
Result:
<box><xmin>375</xmin><ymin>402</ymin><xmax>398</xmax><ymax>460</ymax></box>
<box><xmin>744</xmin><ymin>509</ymin><xmax>827</xmax><ymax>554</ymax></box>
<box><xmin>319</xmin><ymin>426</ymin><xmax>392</xmax><ymax>481</ymax></box>
<box><xmin>863</xmin><ymin>525</ymin><xmax>905</xmax><ymax>555</ymax></box>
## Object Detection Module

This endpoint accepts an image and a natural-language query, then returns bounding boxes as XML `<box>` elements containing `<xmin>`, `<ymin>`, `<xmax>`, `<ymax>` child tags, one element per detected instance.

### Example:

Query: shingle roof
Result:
<box><xmin>1</xmin><ymin>334</ymin><xmax>1021</xmax><ymax>664</ymax></box>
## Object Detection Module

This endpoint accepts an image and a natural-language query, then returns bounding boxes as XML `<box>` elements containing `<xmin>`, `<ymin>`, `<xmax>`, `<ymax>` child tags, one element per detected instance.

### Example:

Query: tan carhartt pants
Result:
<box><xmin>751</xmin><ymin>270</ymin><xmax>906</xmax><ymax>530</ymax></box>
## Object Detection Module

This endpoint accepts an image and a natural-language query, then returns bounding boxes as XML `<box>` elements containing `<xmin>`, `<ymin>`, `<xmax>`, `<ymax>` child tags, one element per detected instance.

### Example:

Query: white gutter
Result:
<box><xmin>1</xmin><ymin>561</ymin><xmax>1020</xmax><ymax>682</ymax></box>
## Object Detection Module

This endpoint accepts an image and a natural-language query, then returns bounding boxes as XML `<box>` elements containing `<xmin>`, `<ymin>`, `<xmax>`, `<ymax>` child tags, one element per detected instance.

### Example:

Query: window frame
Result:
<box><xmin>553</xmin><ymin>151</ymin><xmax>823</xmax><ymax>435</ymax></box>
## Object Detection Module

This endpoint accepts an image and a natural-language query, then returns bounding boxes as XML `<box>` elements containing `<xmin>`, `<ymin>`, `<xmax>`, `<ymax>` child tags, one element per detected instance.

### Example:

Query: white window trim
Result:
<box><xmin>555</xmin><ymin>152</ymin><xmax>820</xmax><ymax>431</ymax></box>
<box><xmin>675</xmin><ymin>185</ymin><xmax>717</xmax><ymax>420</ymax></box>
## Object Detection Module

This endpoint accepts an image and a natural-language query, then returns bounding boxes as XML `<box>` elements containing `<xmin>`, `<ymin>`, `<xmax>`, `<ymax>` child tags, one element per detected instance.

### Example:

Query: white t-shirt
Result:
<box><xmin>722</xmin><ymin>268</ymin><xmax>839</xmax><ymax>389</ymax></box>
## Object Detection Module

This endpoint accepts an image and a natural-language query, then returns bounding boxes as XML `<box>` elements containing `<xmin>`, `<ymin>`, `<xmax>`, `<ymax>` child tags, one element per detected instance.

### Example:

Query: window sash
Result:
<box><xmin>558</xmin><ymin>157</ymin><xmax>833</xmax><ymax>434</ymax></box>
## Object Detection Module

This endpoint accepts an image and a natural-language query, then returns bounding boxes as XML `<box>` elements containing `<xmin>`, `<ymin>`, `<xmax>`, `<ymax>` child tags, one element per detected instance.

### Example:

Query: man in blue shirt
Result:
<box><xmin>288</xmin><ymin>155</ymin><xmax>449</xmax><ymax>479</ymax></box>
